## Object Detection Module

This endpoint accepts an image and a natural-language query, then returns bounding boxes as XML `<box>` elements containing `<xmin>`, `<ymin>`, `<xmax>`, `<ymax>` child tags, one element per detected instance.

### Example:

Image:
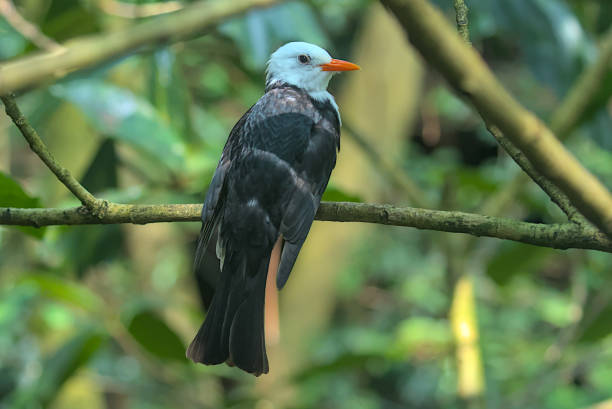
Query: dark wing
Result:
<box><xmin>273</xmin><ymin>121</ymin><xmax>338</xmax><ymax>290</ymax></box>
<box><xmin>193</xmin><ymin>110</ymin><xmax>250</xmax><ymax>306</ymax></box>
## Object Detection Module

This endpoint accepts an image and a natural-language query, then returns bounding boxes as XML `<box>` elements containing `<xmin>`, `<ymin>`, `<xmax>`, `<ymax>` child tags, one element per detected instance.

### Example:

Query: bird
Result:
<box><xmin>186</xmin><ymin>42</ymin><xmax>360</xmax><ymax>376</ymax></box>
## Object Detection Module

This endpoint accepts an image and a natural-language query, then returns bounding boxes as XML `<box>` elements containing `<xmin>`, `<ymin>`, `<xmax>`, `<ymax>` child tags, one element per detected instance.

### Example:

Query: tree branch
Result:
<box><xmin>487</xmin><ymin>124</ymin><xmax>587</xmax><ymax>225</ymax></box>
<box><xmin>1</xmin><ymin>94</ymin><xmax>107</xmax><ymax>215</ymax></box>
<box><xmin>452</xmin><ymin>0</ymin><xmax>470</xmax><ymax>45</ymax></box>
<box><xmin>381</xmin><ymin>0</ymin><xmax>612</xmax><ymax>238</ymax></box>
<box><xmin>0</xmin><ymin>0</ymin><xmax>64</xmax><ymax>52</ymax></box>
<box><xmin>1</xmin><ymin>202</ymin><xmax>611</xmax><ymax>253</ymax></box>
<box><xmin>479</xmin><ymin>27</ymin><xmax>612</xmax><ymax>221</ymax></box>
<box><xmin>0</xmin><ymin>0</ymin><xmax>279</xmax><ymax>94</ymax></box>
<box><xmin>448</xmin><ymin>0</ymin><xmax>587</xmax><ymax>226</ymax></box>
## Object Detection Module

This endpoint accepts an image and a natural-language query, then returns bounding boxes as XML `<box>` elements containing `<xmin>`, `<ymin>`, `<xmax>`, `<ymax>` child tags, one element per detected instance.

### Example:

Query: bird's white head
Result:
<box><xmin>265</xmin><ymin>42</ymin><xmax>360</xmax><ymax>99</ymax></box>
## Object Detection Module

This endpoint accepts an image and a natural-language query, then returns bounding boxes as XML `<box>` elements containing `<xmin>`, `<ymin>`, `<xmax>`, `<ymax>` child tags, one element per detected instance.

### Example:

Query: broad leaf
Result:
<box><xmin>125</xmin><ymin>309</ymin><xmax>186</xmax><ymax>362</ymax></box>
<box><xmin>20</xmin><ymin>274</ymin><xmax>104</xmax><ymax>314</ymax></box>
<box><xmin>50</xmin><ymin>80</ymin><xmax>186</xmax><ymax>172</ymax></box>
<box><xmin>486</xmin><ymin>242</ymin><xmax>555</xmax><ymax>285</ymax></box>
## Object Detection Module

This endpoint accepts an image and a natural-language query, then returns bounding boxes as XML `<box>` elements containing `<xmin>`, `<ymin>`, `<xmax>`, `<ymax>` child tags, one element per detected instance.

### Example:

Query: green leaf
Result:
<box><xmin>10</xmin><ymin>328</ymin><xmax>105</xmax><ymax>409</ymax></box>
<box><xmin>51</xmin><ymin>222</ymin><xmax>124</xmax><ymax>278</ymax></box>
<box><xmin>41</xmin><ymin>0</ymin><xmax>101</xmax><ymax>42</ymax></box>
<box><xmin>578</xmin><ymin>300</ymin><xmax>612</xmax><ymax>343</ymax></box>
<box><xmin>0</xmin><ymin>172</ymin><xmax>46</xmax><ymax>239</ymax></box>
<box><xmin>20</xmin><ymin>274</ymin><xmax>104</xmax><ymax>314</ymax></box>
<box><xmin>220</xmin><ymin>2</ymin><xmax>329</xmax><ymax>69</ymax></box>
<box><xmin>148</xmin><ymin>48</ymin><xmax>194</xmax><ymax>143</ymax></box>
<box><xmin>321</xmin><ymin>186</ymin><xmax>363</xmax><ymax>203</ymax></box>
<box><xmin>50</xmin><ymin>80</ymin><xmax>186</xmax><ymax>172</ymax></box>
<box><xmin>80</xmin><ymin>139</ymin><xmax>119</xmax><ymax>194</ymax></box>
<box><xmin>486</xmin><ymin>242</ymin><xmax>555</xmax><ymax>285</ymax></box>
<box><xmin>294</xmin><ymin>351</ymin><xmax>383</xmax><ymax>382</ymax></box>
<box><xmin>125</xmin><ymin>308</ymin><xmax>186</xmax><ymax>362</ymax></box>
<box><xmin>0</xmin><ymin>17</ymin><xmax>27</xmax><ymax>59</ymax></box>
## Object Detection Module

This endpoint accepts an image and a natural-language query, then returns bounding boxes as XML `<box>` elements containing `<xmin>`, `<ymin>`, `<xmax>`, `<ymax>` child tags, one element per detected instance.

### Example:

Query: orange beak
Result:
<box><xmin>320</xmin><ymin>58</ymin><xmax>361</xmax><ymax>72</ymax></box>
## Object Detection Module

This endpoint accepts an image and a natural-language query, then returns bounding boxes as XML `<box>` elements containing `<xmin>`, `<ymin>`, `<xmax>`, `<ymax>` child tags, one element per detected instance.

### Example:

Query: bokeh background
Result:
<box><xmin>1</xmin><ymin>0</ymin><xmax>612</xmax><ymax>408</ymax></box>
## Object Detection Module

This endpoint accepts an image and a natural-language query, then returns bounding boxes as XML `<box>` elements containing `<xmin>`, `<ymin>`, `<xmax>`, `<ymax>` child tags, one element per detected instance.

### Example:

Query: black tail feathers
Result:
<box><xmin>186</xmin><ymin>255</ymin><xmax>270</xmax><ymax>376</ymax></box>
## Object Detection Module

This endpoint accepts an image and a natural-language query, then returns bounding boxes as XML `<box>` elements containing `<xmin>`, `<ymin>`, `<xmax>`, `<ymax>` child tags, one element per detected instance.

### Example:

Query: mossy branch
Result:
<box><xmin>1</xmin><ymin>94</ymin><xmax>108</xmax><ymax>216</ymax></box>
<box><xmin>479</xmin><ymin>27</ymin><xmax>612</xmax><ymax>222</ymax></box>
<box><xmin>381</xmin><ymin>0</ymin><xmax>612</xmax><ymax>238</ymax></box>
<box><xmin>0</xmin><ymin>0</ymin><xmax>279</xmax><ymax>94</ymax></box>
<box><xmin>2</xmin><ymin>202</ymin><xmax>611</xmax><ymax>253</ymax></box>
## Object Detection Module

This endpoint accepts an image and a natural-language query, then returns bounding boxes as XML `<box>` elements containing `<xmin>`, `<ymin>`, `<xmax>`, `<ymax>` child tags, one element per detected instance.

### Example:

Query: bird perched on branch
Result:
<box><xmin>186</xmin><ymin>42</ymin><xmax>360</xmax><ymax>376</ymax></box>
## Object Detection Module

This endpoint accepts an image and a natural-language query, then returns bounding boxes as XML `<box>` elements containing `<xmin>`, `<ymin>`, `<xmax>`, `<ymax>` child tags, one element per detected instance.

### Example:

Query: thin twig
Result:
<box><xmin>479</xmin><ymin>27</ymin><xmax>612</xmax><ymax>221</ymax></box>
<box><xmin>1</xmin><ymin>202</ymin><xmax>611</xmax><ymax>253</ymax></box>
<box><xmin>97</xmin><ymin>0</ymin><xmax>183</xmax><ymax>18</ymax></box>
<box><xmin>487</xmin><ymin>124</ymin><xmax>588</xmax><ymax>225</ymax></box>
<box><xmin>448</xmin><ymin>0</ymin><xmax>586</xmax><ymax>226</ymax></box>
<box><xmin>0</xmin><ymin>94</ymin><xmax>107</xmax><ymax>216</ymax></box>
<box><xmin>0</xmin><ymin>0</ymin><xmax>64</xmax><ymax>52</ymax></box>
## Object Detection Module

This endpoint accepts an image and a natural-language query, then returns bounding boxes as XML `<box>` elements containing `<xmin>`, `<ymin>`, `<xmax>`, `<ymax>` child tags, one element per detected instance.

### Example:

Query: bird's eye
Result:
<box><xmin>298</xmin><ymin>54</ymin><xmax>310</xmax><ymax>64</ymax></box>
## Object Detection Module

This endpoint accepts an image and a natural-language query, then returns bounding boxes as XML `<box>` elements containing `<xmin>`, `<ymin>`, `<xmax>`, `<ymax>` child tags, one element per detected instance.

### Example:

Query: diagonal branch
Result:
<box><xmin>447</xmin><ymin>1</ymin><xmax>587</xmax><ymax>226</ymax></box>
<box><xmin>479</xmin><ymin>27</ymin><xmax>612</xmax><ymax>222</ymax></box>
<box><xmin>0</xmin><ymin>0</ymin><xmax>279</xmax><ymax>94</ymax></box>
<box><xmin>487</xmin><ymin>124</ymin><xmax>587</xmax><ymax>225</ymax></box>
<box><xmin>1</xmin><ymin>94</ymin><xmax>108</xmax><ymax>215</ymax></box>
<box><xmin>381</xmin><ymin>0</ymin><xmax>612</xmax><ymax>238</ymax></box>
<box><xmin>0</xmin><ymin>0</ymin><xmax>64</xmax><ymax>52</ymax></box>
<box><xmin>1</xmin><ymin>202</ymin><xmax>611</xmax><ymax>253</ymax></box>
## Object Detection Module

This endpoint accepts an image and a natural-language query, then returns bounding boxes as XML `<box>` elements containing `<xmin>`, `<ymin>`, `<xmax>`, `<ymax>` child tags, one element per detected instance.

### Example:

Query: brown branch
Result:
<box><xmin>487</xmin><ymin>124</ymin><xmax>588</xmax><ymax>225</ymax></box>
<box><xmin>479</xmin><ymin>27</ymin><xmax>612</xmax><ymax>221</ymax></box>
<box><xmin>449</xmin><ymin>0</ymin><xmax>585</xmax><ymax>226</ymax></box>
<box><xmin>0</xmin><ymin>0</ymin><xmax>64</xmax><ymax>52</ymax></box>
<box><xmin>381</xmin><ymin>0</ymin><xmax>612</xmax><ymax>238</ymax></box>
<box><xmin>1</xmin><ymin>202</ymin><xmax>611</xmax><ymax>253</ymax></box>
<box><xmin>1</xmin><ymin>94</ymin><xmax>107</xmax><ymax>215</ymax></box>
<box><xmin>0</xmin><ymin>0</ymin><xmax>280</xmax><ymax>94</ymax></box>
<box><xmin>97</xmin><ymin>0</ymin><xmax>183</xmax><ymax>18</ymax></box>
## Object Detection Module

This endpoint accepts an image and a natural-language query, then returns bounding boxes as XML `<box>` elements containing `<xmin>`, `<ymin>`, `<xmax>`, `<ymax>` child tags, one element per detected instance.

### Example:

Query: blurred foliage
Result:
<box><xmin>1</xmin><ymin>0</ymin><xmax>612</xmax><ymax>408</ymax></box>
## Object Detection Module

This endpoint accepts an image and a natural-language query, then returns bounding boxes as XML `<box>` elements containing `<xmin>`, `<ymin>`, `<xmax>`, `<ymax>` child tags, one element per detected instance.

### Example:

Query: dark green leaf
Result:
<box><xmin>56</xmin><ymin>224</ymin><xmax>124</xmax><ymax>278</ymax></box>
<box><xmin>41</xmin><ymin>1</ymin><xmax>101</xmax><ymax>41</ymax></box>
<box><xmin>578</xmin><ymin>298</ymin><xmax>612</xmax><ymax>343</ymax></box>
<box><xmin>294</xmin><ymin>352</ymin><xmax>383</xmax><ymax>382</ymax></box>
<box><xmin>0</xmin><ymin>172</ymin><xmax>46</xmax><ymax>239</ymax></box>
<box><xmin>80</xmin><ymin>139</ymin><xmax>119</xmax><ymax>194</ymax></box>
<box><xmin>322</xmin><ymin>186</ymin><xmax>363</xmax><ymax>203</ymax></box>
<box><xmin>148</xmin><ymin>48</ymin><xmax>194</xmax><ymax>143</ymax></box>
<box><xmin>486</xmin><ymin>242</ymin><xmax>555</xmax><ymax>285</ymax></box>
<box><xmin>125</xmin><ymin>309</ymin><xmax>186</xmax><ymax>362</ymax></box>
